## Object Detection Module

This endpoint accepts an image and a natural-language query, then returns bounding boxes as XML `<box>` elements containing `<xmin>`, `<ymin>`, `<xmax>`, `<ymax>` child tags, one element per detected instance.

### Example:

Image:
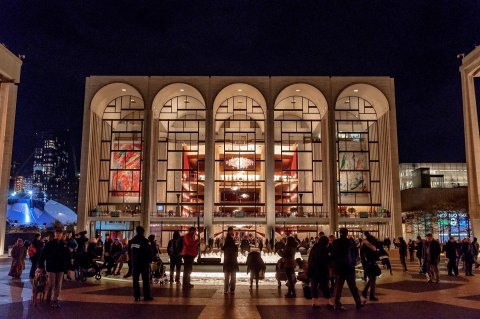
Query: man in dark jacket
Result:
<box><xmin>167</xmin><ymin>231</ymin><xmax>183</xmax><ymax>284</ymax></box>
<box><xmin>332</xmin><ymin>228</ymin><xmax>365</xmax><ymax>311</ymax></box>
<box><xmin>398</xmin><ymin>237</ymin><xmax>408</xmax><ymax>272</ymax></box>
<box><xmin>445</xmin><ymin>236</ymin><xmax>459</xmax><ymax>276</ymax></box>
<box><xmin>222</xmin><ymin>227</ymin><xmax>239</xmax><ymax>293</ymax></box>
<box><xmin>129</xmin><ymin>226</ymin><xmax>153</xmax><ymax>301</ymax></box>
<box><xmin>423</xmin><ymin>233</ymin><xmax>441</xmax><ymax>283</ymax></box>
<box><xmin>37</xmin><ymin>229</ymin><xmax>71</xmax><ymax>308</ymax></box>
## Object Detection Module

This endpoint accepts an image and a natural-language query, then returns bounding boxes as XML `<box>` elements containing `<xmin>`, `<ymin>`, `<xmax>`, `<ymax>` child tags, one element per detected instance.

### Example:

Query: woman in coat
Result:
<box><xmin>222</xmin><ymin>227</ymin><xmax>239</xmax><ymax>293</ymax></box>
<box><xmin>9</xmin><ymin>238</ymin><xmax>26</xmax><ymax>278</ymax></box>
<box><xmin>246</xmin><ymin>250</ymin><xmax>266</xmax><ymax>288</ymax></box>
<box><xmin>279</xmin><ymin>236</ymin><xmax>297</xmax><ymax>297</ymax></box>
<box><xmin>308</xmin><ymin>236</ymin><xmax>334</xmax><ymax>309</ymax></box>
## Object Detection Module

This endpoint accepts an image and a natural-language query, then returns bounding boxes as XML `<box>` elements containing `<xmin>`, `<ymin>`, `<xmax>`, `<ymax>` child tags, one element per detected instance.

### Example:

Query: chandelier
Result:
<box><xmin>226</xmin><ymin>157</ymin><xmax>254</xmax><ymax>169</ymax></box>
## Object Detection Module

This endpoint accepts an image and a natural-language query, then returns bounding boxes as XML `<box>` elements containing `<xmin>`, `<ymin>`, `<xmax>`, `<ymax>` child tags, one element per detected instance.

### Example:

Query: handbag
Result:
<box><xmin>258</xmin><ymin>269</ymin><xmax>265</xmax><ymax>280</ymax></box>
<box><xmin>303</xmin><ymin>284</ymin><xmax>312</xmax><ymax>300</ymax></box>
<box><xmin>367</xmin><ymin>263</ymin><xmax>381</xmax><ymax>277</ymax></box>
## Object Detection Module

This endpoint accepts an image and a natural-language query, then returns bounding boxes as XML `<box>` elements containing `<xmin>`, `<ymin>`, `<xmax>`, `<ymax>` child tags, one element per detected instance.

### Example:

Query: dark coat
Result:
<box><xmin>399</xmin><ymin>240</ymin><xmax>407</xmax><ymax>257</ymax></box>
<box><xmin>129</xmin><ymin>235</ymin><xmax>153</xmax><ymax>269</ymax></box>
<box><xmin>246</xmin><ymin>251</ymin><xmax>266</xmax><ymax>274</ymax></box>
<box><xmin>279</xmin><ymin>243</ymin><xmax>296</xmax><ymax>268</ymax></box>
<box><xmin>307</xmin><ymin>243</ymin><xmax>330</xmax><ymax>281</ymax></box>
<box><xmin>445</xmin><ymin>241</ymin><xmax>458</xmax><ymax>259</ymax></box>
<box><xmin>39</xmin><ymin>239</ymin><xmax>71</xmax><ymax>273</ymax></box>
<box><xmin>222</xmin><ymin>235</ymin><xmax>239</xmax><ymax>272</ymax></box>
<box><xmin>332</xmin><ymin>237</ymin><xmax>357</xmax><ymax>274</ymax></box>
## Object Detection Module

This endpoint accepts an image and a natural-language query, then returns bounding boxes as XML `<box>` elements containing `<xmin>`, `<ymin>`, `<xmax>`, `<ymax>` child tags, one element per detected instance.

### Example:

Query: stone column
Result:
<box><xmin>325</xmin><ymin>108</ymin><xmax>338</xmax><ymax>235</ymax></box>
<box><xmin>461</xmin><ymin>60</ymin><xmax>480</xmax><ymax>237</ymax></box>
<box><xmin>0</xmin><ymin>83</ymin><xmax>18</xmax><ymax>255</ymax></box>
<box><xmin>265</xmin><ymin>107</ymin><xmax>275</xmax><ymax>239</ymax></box>
<box><xmin>204</xmin><ymin>106</ymin><xmax>214</xmax><ymax>238</ymax></box>
<box><xmin>141</xmin><ymin>107</ymin><xmax>153</xmax><ymax>235</ymax></box>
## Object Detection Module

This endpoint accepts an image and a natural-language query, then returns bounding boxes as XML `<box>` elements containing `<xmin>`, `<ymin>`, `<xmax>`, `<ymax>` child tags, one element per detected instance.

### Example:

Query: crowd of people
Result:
<box><xmin>7</xmin><ymin>226</ymin><xmax>479</xmax><ymax>311</ymax></box>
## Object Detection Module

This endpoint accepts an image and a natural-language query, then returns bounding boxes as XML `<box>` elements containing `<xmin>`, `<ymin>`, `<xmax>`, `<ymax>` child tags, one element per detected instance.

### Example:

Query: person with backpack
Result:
<box><xmin>181</xmin><ymin>227</ymin><xmax>198</xmax><ymax>288</ymax></box>
<box><xmin>332</xmin><ymin>228</ymin><xmax>365</xmax><ymax>311</ymax></box>
<box><xmin>167</xmin><ymin>231</ymin><xmax>183</xmax><ymax>285</ymax></box>
<box><xmin>29</xmin><ymin>233</ymin><xmax>44</xmax><ymax>279</ymax></box>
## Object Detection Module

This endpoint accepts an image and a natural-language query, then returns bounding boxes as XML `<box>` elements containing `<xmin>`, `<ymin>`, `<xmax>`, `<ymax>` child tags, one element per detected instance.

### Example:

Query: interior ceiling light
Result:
<box><xmin>180</xmin><ymin>89</ymin><xmax>185</xmax><ymax>92</ymax></box>
<box><xmin>237</xmin><ymin>89</ymin><xmax>243</xmax><ymax>92</ymax></box>
<box><xmin>121</xmin><ymin>89</ymin><xmax>127</xmax><ymax>92</ymax></box>
<box><xmin>226</xmin><ymin>157</ymin><xmax>254</xmax><ymax>169</ymax></box>
<box><xmin>231</xmin><ymin>186</ymin><xmax>239</xmax><ymax>191</ymax></box>
<box><xmin>353</xmin><ymin>89</ymin><xmax>359</xmax><ymax>93</ymax></box>
<box><xmin>295</xmin><ymin>89</ymin><xmax>301</xmax><ymax>92</ymax></box>
<box><xmin>240</xmin><ymin>193</ymin><xmax>249</xmax><ymax>199</ymax></box>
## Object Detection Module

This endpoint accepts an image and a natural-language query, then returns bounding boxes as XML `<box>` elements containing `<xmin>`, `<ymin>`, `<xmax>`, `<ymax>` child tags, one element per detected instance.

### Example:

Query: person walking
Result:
<box><xmin>37</xmin><ymin>229</ymin><xmax>71</xmax><ymax>308</ymax></box>
<box><xmin>167</xmin><ymin>231</ymin><xmax>183</xmax><ymax>285</ymax></box>
<box><xmin>422</xmin><ymin>233</ymin><xmax>441</xmax><ymax>283</ymax></box>
<box><xmin>408</xmin><ymin>239</ymin><xmax>415</xmax><ymax>262</ymax></box>
<box><xmin>222</xmin><ymin>227</ymin><xmax>239</xmax><ymax>294</ymax></box>
<box><xmin>129</xmin><ymin>226</ymin><xmax>154</xmax><ymax>301</ymax></box>
<box><xmin>181</xmin><ymin>227</ymin><xmax>199</xmax><ymax>288</ymax></box>
<box><xmin>308</xmin><ymin>235</ymin><xmax>334</xmax><ymax>309</ymax></box>
<box><xmin>361</xmin><ymin>234</ymin><xmax>380</xmax><ymax>301</ymax></box>
<box><xmin>462</xmin><ymin>237</ymin><xmax>475</xmax><ymax>276</ymax></box>
<box><xmin>399</xmin><ymin>237</ymin><xmax>408</xmax><ymax>272</ymax></box>
<box><xmin>445</xmin><ymin>236</ymin><xmax>459</xmax><ymax>276</ymax></box>
<box><xmin>332</xmin><ymin>228</ymin><xmax>365</xmax><ymax>311</ymax></box>
<box><xmin>472</xmin><ymin>237</ymin><xmax>479</xmax><ymax>268</ymax></box>
<box><xmin>279</xmin><ymin>236</ymin><xmax>298</xmax><ymax>298</ymax></box>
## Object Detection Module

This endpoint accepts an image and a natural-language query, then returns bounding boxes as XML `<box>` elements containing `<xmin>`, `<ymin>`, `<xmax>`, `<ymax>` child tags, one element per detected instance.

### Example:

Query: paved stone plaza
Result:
<box><xmin>1</xmin><ymin>251</ymin><xmax>480</xmax><ymax>319</ymax></box>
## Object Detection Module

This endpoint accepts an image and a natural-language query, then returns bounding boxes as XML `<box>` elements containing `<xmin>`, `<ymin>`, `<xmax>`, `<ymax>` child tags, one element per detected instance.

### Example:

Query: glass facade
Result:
<box><xmin>399</xmin><ymin>163</ymin><xmax>467</xmax><ymax>190</ymax></box>
<box><xmin>214</xmin><ymin>96</ymin><xmax>265</xmax><ymax>217</ymax></box>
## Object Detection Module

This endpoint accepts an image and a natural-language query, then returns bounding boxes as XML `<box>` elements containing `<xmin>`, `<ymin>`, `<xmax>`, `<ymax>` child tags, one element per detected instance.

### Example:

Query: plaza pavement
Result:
<box><xmin>1</xmin><ymin>250</ymin><xmax>480</xmax><ymax>319</ymax></box>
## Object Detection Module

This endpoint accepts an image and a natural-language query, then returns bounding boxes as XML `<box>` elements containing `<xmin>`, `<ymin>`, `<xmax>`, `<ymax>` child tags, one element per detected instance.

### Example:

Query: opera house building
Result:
<box><xmin>77</xmin><ymin>76</ymin><xmax>401</xmax><ymax>246</ymax></box>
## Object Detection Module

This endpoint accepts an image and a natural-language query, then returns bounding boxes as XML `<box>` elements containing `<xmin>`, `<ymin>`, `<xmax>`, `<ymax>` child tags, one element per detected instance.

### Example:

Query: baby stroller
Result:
<box><xmin>151</xmin><ymin>258</ymin><xmax>169</xmax><ymax>285</ymax></box>
<box><xmin>74</xmin><ymin>251</ymin><xmax>102</xmax><ymax>282</ymax></box>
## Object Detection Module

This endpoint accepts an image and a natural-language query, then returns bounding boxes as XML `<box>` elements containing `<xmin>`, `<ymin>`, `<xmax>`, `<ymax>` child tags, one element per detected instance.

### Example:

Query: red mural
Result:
<box><xmin>110</xmin><ymin>142</ymin><xmax>142</xmax><ymax>196</ymax></box>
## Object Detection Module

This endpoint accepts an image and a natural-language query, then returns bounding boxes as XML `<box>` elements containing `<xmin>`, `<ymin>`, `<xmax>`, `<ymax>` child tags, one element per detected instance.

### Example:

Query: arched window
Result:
<box><xmin>335</xmin><ymin>96</ymin><xmax>380</xmax><ymax>216</ymax></box>
<box><xmin>214</xmin><ymin>96</ymin><xmax>265</xmax><ymax>217</ymax></box>
<box><xmin>156</xmin><ymin>96</ymin><xmax>205</xmax><ymax>217</ymax></box>
<box><xmin>274</xmin><ymin>96</ymin><xmax>323</xmax><ymax>218</ymax></box>
<box><xmin>98</xmin><ymin>95</ymin><xmax>144</xmax><ymax>213</ymax></box>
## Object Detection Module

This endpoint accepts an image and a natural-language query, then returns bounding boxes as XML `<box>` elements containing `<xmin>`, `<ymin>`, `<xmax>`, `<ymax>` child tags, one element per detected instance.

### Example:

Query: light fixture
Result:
<box><xmin>121</xmin><ymin>89</ymin><xmax>127</xmax><ymax>92</ymax></box>
<box><xmin>240</xmin><ymin>193</ymin><xmax>249</xmax><ymax>199</ymax></box>
<box><xmin>180</xmin><ymin>89</ymin><xmax>185</xmax><ymax>92</ymax></box>
<box><xmin>345</xmin><ymin>100</ymin><xmax>350</xmax><ymax>103</ymax></box>
<box><xmin>237</xmin><ymin>89</ymin><xmax>243</xmax><ymax>92</ymax></box>
<box><xmin>231</xmin><ymin>186</ymin><xmax>239</xmax><ymax>191</ymax></box>
<box><xmin>353</xmin><ymin>89</ymin><xmax>359</xmax><ymax>93</ymax></box>
<box><xmin>226</xmin><ymin>157</ymin><xmax>254</xmax><ymax>169</ymax></box>
<box><xmin>295</xmin><ymin>89</ymin><xmax>301</xmax><ymax>92</ymax></box>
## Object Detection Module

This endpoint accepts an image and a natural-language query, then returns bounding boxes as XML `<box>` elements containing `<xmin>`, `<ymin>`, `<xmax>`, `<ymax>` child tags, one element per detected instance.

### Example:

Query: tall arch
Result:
<box><xmin>273</xmin><ymin>84</ymin><xmax>327</xmax><ymax>220</ymax></box>
<box><xmin>213</xmin><ymin>84</ymin><xmax>266</xmax><ymax>218</ymax></box>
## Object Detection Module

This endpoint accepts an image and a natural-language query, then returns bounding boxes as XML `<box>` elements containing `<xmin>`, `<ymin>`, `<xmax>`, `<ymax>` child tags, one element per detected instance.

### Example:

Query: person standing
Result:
<box><xmin>167</xmin><ymin>231</ymin><xmax>183</xmax><ymax>285</ymax></box>
<box><xmin>445</xmin><ymin>236</ymin><xmax>459</xmax><ymax>276</ymax></box>
<box><xmin>29</xmin><ymin>233</ymin><xmax>44</xmax><ymax>279</ymax></box>
<box><xmin>258</xmin><ymin>238</ymin><xmax>264</xmax><ymax>255</ymax></box>
<box><xmin>472</xmin><ymin>237</ymin><xmax>479</xmax><ymax>268</ymax></box>
<box><xmin>181</xmin><ymin>227</ymin><xmax>199</xmax><ymax>289</ymax></box>
<box><xmin>9</xmin><ymin>238</ymin><xmax>26</xmax><ymax>279</ymax></box>
<box><xmin>383</xmin><ymin>237</ymin><xmax>391</xmax><ymax>250</ymax></box>
<box><xmin>37</xmin><ymin>229</ymin><xmax>71</xmax><ymax>308</ymax></box>
<box><xmin>279</xmin><ymin>236</ymin><xmax>298</xmax><ymax>298</ymax></box>
<box><xmin>462</xmin><ymin>237</ymin><xmax>475</xmax><ymax>276</ymax></box>
<box><xmin>408</xmin><ymin>239</ymin><xmax>415</xmax><ymax>262</ymax></box>
<box><xmin>129</xmin><ymin>226</ymin><xmax>154</xmax><ymax>301</ymax></box>
<box><xmin>399</xmin><ymin>237</ymin><xmax>408</xmax><ymax>272</ymax></box>
<box><xmin>422</xmin><ymin>233</ymin><xmax>441</xmax><ymax>283</ymax></box>
<box><xmin>222</xmin><ymin>227</ymin><xmax>239</xmax><ymax>294</ymax></box>
<box><xmin>361</xmin><ymin>235</ymin><xmax>380</xmax><ymax>301</ymax></box>
<box><xmin>332</xmin><ymin>228</ymin><xmax>365</xmax><ymax>311</ymax></box>
<box><xmin>246</xmin><ymin>250</ymin><xmax>266</xmax><ymax>289</ymax></box>
<box><xmin>415</xmin><ymin>236</ymin><xmax>424</xmax><ymax>274</ymax></box>
<box><xmin>308</xmin><ymin>235</ymin><xmax>334</xmax><ymax>309</ymax></box>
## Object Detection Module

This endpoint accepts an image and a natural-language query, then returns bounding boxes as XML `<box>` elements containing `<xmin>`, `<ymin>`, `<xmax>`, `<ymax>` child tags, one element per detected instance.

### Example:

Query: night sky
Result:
<box><xmin>1</xmin><ymin>1</ymin><xmax>480</xmax><ymax>173</ymax></box>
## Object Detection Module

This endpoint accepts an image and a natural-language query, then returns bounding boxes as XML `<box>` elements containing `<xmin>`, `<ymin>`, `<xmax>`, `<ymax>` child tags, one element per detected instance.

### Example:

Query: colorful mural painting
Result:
<box><xmin>110</xmin><ymin>142</ymin><xmax>142</xmax><ymax>196</ymax></box>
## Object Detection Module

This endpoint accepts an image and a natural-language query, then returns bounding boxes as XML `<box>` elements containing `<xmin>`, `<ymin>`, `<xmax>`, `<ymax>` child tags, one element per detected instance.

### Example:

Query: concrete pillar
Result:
<box><xmin>0</xmin><ymin>83</ymin><xmax>18</xmax><ymax>254</ymax></box>
<box><xmin>265</xmin><ymin>107</ymin><xmax>275</xmax><ymax>238</ymax></box>
<box><xmin>325</xmin><ymin>108</ymin><xmax>338</xmax><ymax>234</ymax></box>
<box><xmin>204</xmin><ymin>106</ymin><xmax>214</xmax><ymax>237</ymax></box>
<box><xmin>461</xmin><ymin>63</ymin><xmax>480</xmax><ymax>237</ymax></box>
<box><xmin>141</xmin><ymin>107</ymin><xmax>153</xmax><ymax>235</ymax></box>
